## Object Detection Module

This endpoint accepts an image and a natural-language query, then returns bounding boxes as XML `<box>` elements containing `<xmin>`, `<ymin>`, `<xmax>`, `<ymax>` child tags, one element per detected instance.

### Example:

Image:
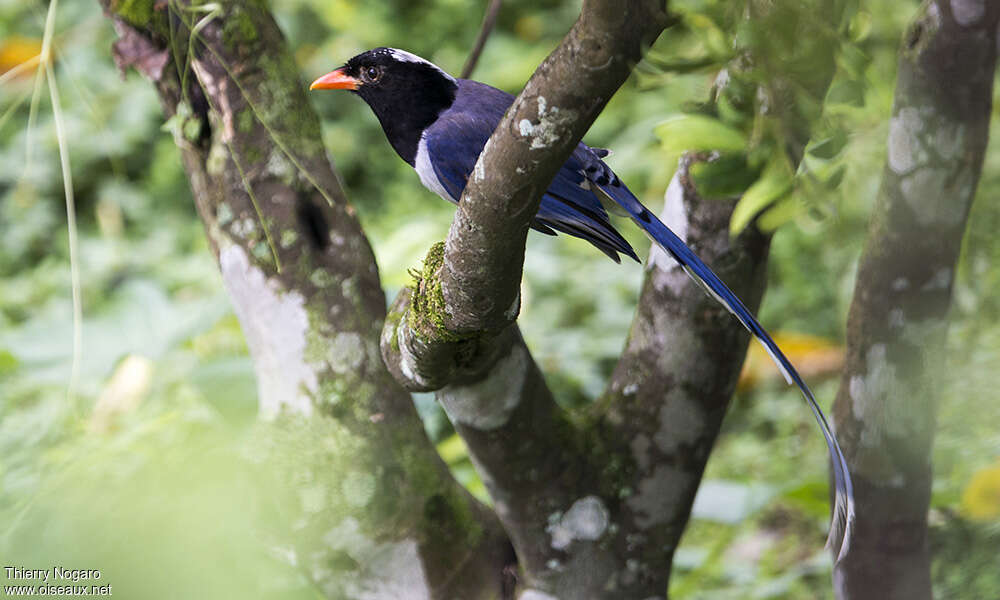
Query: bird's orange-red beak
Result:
<box><xmin>309</xmin><ymin>68</ymin><xmax>359</xmax><ymax>91</ymax></box>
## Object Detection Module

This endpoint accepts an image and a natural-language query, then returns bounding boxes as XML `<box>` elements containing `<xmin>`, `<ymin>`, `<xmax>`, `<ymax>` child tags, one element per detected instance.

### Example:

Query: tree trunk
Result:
<box><xmin>99</xmin><ymin>2</ymin><xmax>511</xmax><ymax>598</ymax></box>
<box><xmin>832</xmin><ymin>2</ymin><xmax>999</xmax><ymax>599</ymax></box>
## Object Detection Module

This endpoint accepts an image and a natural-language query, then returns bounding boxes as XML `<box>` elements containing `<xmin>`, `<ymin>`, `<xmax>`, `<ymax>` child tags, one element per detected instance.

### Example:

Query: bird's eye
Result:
<box><xmin>362</xmin><ymin>66</ymin><xmax>382</xmax><ymax>83</ymax></box>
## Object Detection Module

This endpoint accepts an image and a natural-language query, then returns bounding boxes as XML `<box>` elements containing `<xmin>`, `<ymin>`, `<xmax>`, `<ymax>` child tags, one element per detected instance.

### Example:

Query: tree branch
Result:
<box><xmin>832</xmin><ymin>2</ymin><xmax>1000</xmax><ymax>598</ymax></box>
<box><xmin>380</xmin><ymin>0</ymin><xmax>668</xmax><ymax>595</ymax></box>
<box><xmin>100</xmin><ymin>2</ymin><xmax>511</xmax><ymax>597</ymax></box>
<box><xmin>382</xmin><ymin>0</ymin><xmax>667</xmax><ymax>386</ymax></box>
<box><xmin>461</xmin><ymin>0</ymin><xmax>503</xmax><ymax>79</ymax></box>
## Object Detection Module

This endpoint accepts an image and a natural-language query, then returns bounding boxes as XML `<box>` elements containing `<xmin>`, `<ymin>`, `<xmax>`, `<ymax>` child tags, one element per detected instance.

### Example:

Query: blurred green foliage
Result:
<box><xmin>1</xmin><ymin>0</ymin><xmax>999</xmax><ymax>598</ymax></box>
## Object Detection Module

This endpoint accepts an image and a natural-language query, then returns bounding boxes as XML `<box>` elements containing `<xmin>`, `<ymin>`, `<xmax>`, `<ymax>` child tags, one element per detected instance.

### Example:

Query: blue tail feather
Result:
<box><xmin>599</xmin><ymin>181</ymin><xmax>855</xmax><ymax>561</ymax></box>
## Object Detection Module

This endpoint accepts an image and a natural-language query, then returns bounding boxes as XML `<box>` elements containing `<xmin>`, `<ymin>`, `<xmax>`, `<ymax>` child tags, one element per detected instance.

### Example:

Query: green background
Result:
<box><xmin>1</xmin><ymin>0</ymin><xmax>998</xmax><ymax>597</ymax></box>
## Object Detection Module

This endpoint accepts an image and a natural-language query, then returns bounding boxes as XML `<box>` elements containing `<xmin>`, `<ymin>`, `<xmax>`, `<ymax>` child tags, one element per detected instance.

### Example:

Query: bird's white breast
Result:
<box><xmin>415</xmin><ymin>135</ymin><xmax>457</xmax><ymax>204</ymax></box>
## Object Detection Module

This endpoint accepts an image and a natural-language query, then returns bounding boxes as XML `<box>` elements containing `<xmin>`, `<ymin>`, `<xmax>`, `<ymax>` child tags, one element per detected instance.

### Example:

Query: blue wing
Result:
<box><xmin>422</xmin><ymin>92</ymin><xmax>637</xmax><ymax>262</ymax></box>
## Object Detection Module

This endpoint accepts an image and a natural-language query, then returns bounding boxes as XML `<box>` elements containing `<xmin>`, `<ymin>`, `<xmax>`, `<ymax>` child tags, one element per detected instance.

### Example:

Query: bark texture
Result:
<box><xmin>99</xmin><ymin>2</ymin><xmax>511</xmax><ymax>598</ymax></box>
<box><xmin>832</xmin><ymin>2</ymin><xmax>999</xmax><ymax>599</ymax></box>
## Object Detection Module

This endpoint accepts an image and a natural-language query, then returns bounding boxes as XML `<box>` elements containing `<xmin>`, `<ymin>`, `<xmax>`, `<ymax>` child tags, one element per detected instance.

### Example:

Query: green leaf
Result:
<box><xmin>801</xmin><ymin>156</ymin><xmax>848</xmax><ymax>190</ymax></box>
<box><xmin>655</xmin><ymin>114</ymin><xmax>748</xmax><ymax>154</ymax></box>
<box><xmin>686</xmin><ymin>13</ymin><xmax>731</xmax><ymax>59</ymax></box>
<box><xmin>688</xmin><ymin>154</ymin><xmax>760</xmax><ymax>198</ymax></box>
<box><xmin>436</xmin><ymin>433</ymin><xmax>470</xmax><ymax>464</ymax></box>
<box><xmin>715</xmin><ymin>88</ymin><xmax>751</xmax><ymax>129</ymax></box>
<box><xmin>823</xmin><ymin>164</ymin><xmax>847</xmax><ymax>189</ymax></box>
<box><xmin>826</xmin><ymin>79</ymin><xmax>867</xmax><ymax>107</ymax></box>
<box><xmin>729</xmin><ymin>157</ymin><xmax>794</xmax><ymax>236</ymax></box>
<box><xmin>756</xmin><ymin>195</ymin><xmax>804</xmax><ymax>232</ymax></box>
<box><xmin>838</xmin><ymin>44</ymin><xmax>871</xmax><ymax>79</ymax></box>
<box><xmin>849</xmin><ymin>11</ymin><xmax>873</xmax><ymax>43</ymax></box>
<box><xmin>807</xmin><ymin>129</ymin><xmax>849</xmax><ymax>160</ymax></box>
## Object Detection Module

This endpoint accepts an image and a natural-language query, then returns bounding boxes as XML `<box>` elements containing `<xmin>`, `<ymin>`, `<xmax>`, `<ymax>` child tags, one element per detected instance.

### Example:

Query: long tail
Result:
<box><xmin>601</xmin><ymin>182</ymin><xmax>855</xmax><ymax>562</ymax></box>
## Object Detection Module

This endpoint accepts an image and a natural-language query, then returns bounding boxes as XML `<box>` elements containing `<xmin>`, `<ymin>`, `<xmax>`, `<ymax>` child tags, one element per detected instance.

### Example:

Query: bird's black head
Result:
<box><xmin>310</xmin><ymin>47</ymin><xmax>458</xmax><ymax>164</ymax></box>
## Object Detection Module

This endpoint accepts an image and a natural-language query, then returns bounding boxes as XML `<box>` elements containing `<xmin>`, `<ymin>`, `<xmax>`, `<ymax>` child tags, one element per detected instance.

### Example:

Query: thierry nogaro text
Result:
<box><xmin>4</xmin><ymin>566</ymin><xmax>110</xmax><ymax>596</ymax></box>
<box><xmin>5</xmin><ymin>567</ymin><xmax>101</xmax><ymax>583</ymax></box>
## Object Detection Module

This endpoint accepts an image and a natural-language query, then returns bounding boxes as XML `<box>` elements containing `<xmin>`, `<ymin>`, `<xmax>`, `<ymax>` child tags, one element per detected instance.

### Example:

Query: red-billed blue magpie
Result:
<box><xmin>311</xmin><ymin>47</ymin><xmax>854</xmax><ymax>559</ymax></box>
